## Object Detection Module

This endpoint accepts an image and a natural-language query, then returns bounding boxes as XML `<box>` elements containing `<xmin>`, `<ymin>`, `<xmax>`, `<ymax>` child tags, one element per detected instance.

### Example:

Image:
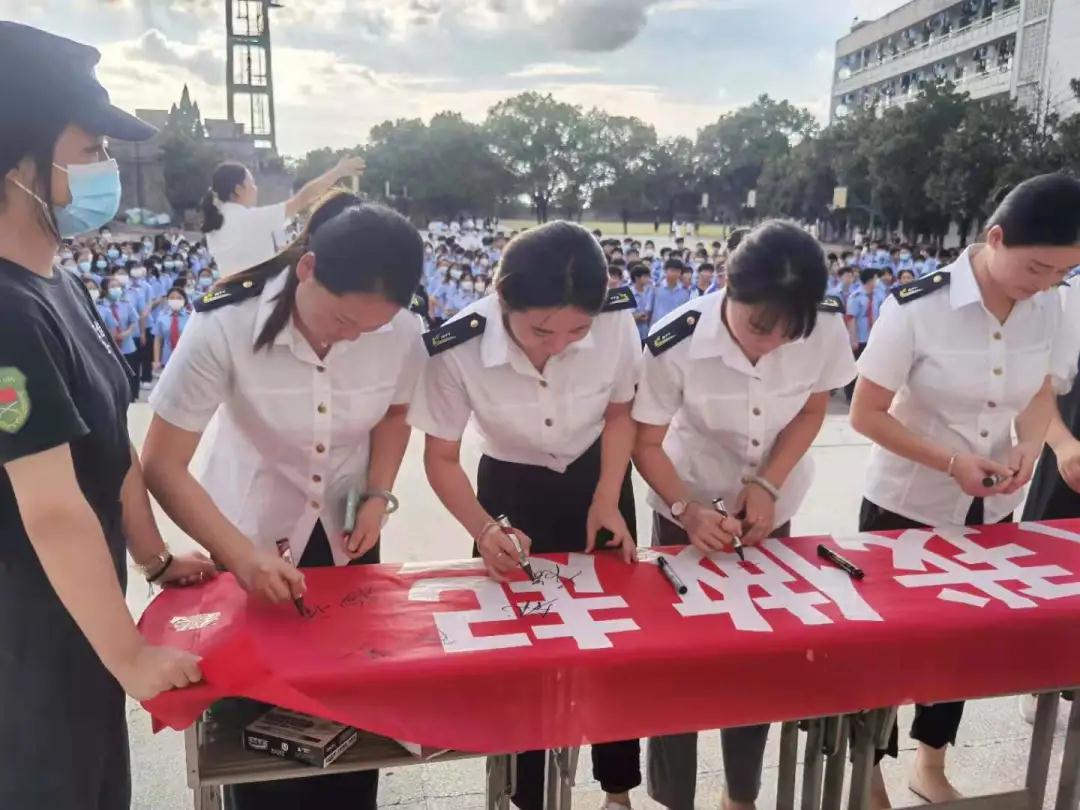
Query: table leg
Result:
<box><xmin>802</xmin><ymin>719</ymin><xmax>826</xmax><ymax>810</ymax></box>
<box><xmin>486</xmin><ymin>754</ymin><xmax>515</xmax><ymax>810</ymax></box>
<box><xmin>193</xmin><ymin>785</ymin><xmax>221</xmax><ymax>810</ymax></box>
<box><xmin>822</xmin><ymin>717</ymin><xmax>849</xmax><ymax>810</ymax></box>
<box><xmin>777</xmin><ymin>721</ymin><xmax>800</xmax><ymax>810</ymax></box>
<box><xmin>848</xmin><ymin>709</ymin><xmax>892</xmax><ymax>810</ymax></box>
<box><xmin>1056</xmin><ymin>692</ymin><xmax>1080</xmax><ymax>810</ymax></box>
<box><xmin>544</xmin><ymin>748</ymin><xmax>575</xmax><ymax>810</ymax></box>
<box><xmin>1024</xmin><ymin>691</ymin><xmax>1060</xmax><ymax>810</ymax></box>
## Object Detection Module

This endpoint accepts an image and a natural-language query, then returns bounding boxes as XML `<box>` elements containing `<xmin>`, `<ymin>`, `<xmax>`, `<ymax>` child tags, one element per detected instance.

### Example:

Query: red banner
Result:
<box><xmin>140</xmin><ymin>520</ymin><xmax>1080</xmax><ymax>753</ymax></box>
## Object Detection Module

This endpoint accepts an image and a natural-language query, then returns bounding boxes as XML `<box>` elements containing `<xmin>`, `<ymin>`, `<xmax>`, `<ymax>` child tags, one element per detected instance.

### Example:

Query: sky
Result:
<box><xmin>3</xmin><ymin>0</ymin><xmax>902</xmax><ymax>158</ymax></box>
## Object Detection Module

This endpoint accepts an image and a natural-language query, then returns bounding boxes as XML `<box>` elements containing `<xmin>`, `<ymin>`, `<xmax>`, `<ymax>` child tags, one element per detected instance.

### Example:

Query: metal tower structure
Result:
<box><xmin>225</xmin><ymin>0</ymin><xmax>281</xmax><ymax>154</ymax></box>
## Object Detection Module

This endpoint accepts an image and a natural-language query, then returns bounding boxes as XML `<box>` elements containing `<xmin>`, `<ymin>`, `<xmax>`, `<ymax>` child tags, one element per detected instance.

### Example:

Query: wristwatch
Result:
<box><xmin>671</xmin><ymin>500</ymin><xmax>689</xmax><ymax>520</ymax></box>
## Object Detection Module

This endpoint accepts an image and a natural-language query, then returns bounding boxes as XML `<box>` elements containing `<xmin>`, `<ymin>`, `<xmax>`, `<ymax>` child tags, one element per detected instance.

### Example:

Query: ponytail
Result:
<box><xmin>200</xmin><ymin>162</ymin><xmax>249</xmax><ymax>234</ymax></box>
<box><xmin>224</xmin><ymin>189</ymin><xmax>366</xmax><ymax>352</ymax></box>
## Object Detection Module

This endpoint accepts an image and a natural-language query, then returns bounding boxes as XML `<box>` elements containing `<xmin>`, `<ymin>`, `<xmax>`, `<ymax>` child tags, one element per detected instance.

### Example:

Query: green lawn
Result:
<box><xmin>497</xmin><ymin>218</ymin><xmax>735</xmax><ymax>240</ymax></box>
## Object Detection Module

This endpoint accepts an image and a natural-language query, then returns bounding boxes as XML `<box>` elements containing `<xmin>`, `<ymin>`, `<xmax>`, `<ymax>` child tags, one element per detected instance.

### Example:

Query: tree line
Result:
<box><xmin>163</xmin><ymin>80</ymin><xmax>1080</xmax><ymax>240</ymax></box>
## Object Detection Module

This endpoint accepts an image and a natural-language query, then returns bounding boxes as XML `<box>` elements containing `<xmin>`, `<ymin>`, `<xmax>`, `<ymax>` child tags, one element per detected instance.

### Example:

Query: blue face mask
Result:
<box><xmin>107</xmin><ymin>287</ymin><xmax>123</xmax><ymax>301</ymax></box>
<box><xmin>78</xmin><ymin>260</ymin><xmax>91</xmax><ymax>273</ymax></box>
<box><xmin>107</xmin><ymin>249</ymin><xmax>120</xmax><ymax>259</ymax></box>
<box><xmin>54</xmin><ymin>160</ymin><xmax>122</xmax><ymax>238</ymax></box>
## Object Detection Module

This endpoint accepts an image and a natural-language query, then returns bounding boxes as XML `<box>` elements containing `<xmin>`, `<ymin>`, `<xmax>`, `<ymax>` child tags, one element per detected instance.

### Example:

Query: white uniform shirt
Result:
<box><xmin>633</xmin><ymin>291</ymin><xmax>856</xmax><ymax>525</ymax></box>
<box><xmin>149</xmin><ymin>269</ymin><xmax>426</xmax><ymax>565</ymax></box>
<box><xmin>408</xmin><ymin>294</ymin><xmax>642</xmax><ymax>472</ymax></box>
<box><xmin>206</xmin><ymin>201</ymin><xmax>288</xmax><ymax>277</ymax></box>
<box><xmin>858</xmin><ymin>247</ymin><xmax>1072</xmax><ymax>526</ymax></box>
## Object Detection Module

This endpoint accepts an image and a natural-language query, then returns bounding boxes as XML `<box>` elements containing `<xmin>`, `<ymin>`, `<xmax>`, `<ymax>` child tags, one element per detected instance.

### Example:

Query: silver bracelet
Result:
<box><xmin>360</xmin><ymin>489</ymin><xmax>399</xmax><ymax>515</ymax></box>
<box><xmin>744</xmin><ymin>474</ymin><xmax>780</xmax><ymax>502</ymax></box>
<box><xmin>474</xmin><ymin>520</ymin><xmax>500</xmax><ymax>547</ymax></box>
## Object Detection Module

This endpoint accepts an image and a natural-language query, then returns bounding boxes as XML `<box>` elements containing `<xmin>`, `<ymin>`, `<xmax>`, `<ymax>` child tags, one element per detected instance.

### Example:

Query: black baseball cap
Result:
<box><xmin>0</xmin><ymin>22</ymin><xmax>156</xmax><ymax>142</ymax></box>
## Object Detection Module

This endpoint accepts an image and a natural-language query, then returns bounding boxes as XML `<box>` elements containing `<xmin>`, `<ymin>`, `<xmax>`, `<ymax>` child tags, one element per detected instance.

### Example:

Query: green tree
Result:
<box><xmin>642</xmin><ymin>136</ymin><xmax>695</xmax><ymax>228</ymax></box>
<box><xmin>159</xmin><ymin>86</ymin><xmax>221</xmax><ymax>216</ymax></box>
<box><xmin>589</xmin><ymin>113</ymin><xmax>659</xmax><ymax>232</ymax></box>
<box><xmin>291</xmin><ymin>146</ymin><xmax>350</xmax><ymax>188</ymax></box>
<box><xmin>926</xmin><ymin>97</ymin><xmax>1035</xmax><ymax>244</ymax></box>
<box><xmin>860</xmin><ymin>81</ymin><xmax>967</xmax><ymax>238</ymax></box>
<box><xmin>694</xmin><ymin>94</ymin><xmax>817</xmax><ymax>219</ymax></box>
<box><xmin>484</xmin><ymin>92</ymin><xmax>583</xmax><ymax>223</ymax></box>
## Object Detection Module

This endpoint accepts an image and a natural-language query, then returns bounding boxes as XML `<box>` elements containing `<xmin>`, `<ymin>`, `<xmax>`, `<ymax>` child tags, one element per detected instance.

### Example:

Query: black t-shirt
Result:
<box><xmin>0</xmin><ymin>259</ymin><xmax>132</xmax><ymax>582</ymax></box>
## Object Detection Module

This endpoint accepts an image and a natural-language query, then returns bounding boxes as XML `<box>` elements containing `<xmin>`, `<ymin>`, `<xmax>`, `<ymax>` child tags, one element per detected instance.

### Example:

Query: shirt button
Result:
<box><xmin>751</xmin><ymin>439</ymin><xmax>760</xmax><ymax>447</ymax></box>
<box><xmin>539</xmin><ymin>380</ymin><xmax>548</xmax><ymax>388</ymax></box>
<box><xmin>315</xmin><ymin>443</ymin><xmax>326</xmax><ymax>453</ymax></box>
<box><xmin>993</xmin><ymin>367</ymin><xmax>1003</xmax><ymax>376</ymax></box>
<box><xmin>992</xmin><ymin>332</ymin><xmax>1002</xmax><ymax>340</ymax></box>
<box><xmin>544</xmin><ymin>418</ymin><xmax>554</xmax><ymax>427</ymax></box>
<box><xmin>317</xmin><ymin>366</ymin><xmax>327</xmax><ymax>373</ymax></box>
<box><xmin>312</xmin><ymin>474</ymin><xmax>322</xmax><ymax>483</ymax></box>
<box><xmin>310</xmin><ymin>500</ymin><xmax>321</xmax><ymax>509</ymax></box>
<box><xmin>980</xmin><ymin>430</ymin><xmax>989</xmax><ymax>438</ymax></box>
<box><xmin>317</xmin><ymin>403</ymin><xmax>327</xmax><ymax>414</ymax></box>
<box><xmin>988</xmin><ymin>401</ymin><xmax>997</xmax><ymax>409</ymax></box>
<box><xmin>752</xmin><ymin>407</ymin><xmax>762</xmax><ymax>416</ymax></box>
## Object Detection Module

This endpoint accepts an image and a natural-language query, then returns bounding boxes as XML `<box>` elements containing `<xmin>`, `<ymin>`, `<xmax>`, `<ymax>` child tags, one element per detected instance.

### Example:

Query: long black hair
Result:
<box><xmin>227</xmin><ymin>191</ymin><xmax>423</xmax><ymax>351</ymax></box>
<box><xmin>987</xmin><ymin>173</ymin><xmax>1080</xmax><ymax>247</ymax></box>
<box><xmin>200</xmin><ymin>162</ymin><xmax>248</xmax><ymax>234</ymax></box>
<box><xmin>495</xmin><ymin>221</ymin><xmax>607</xmax><ymax>315</ymax></box>
<box><xmin>726</xmin><ymin>220</ymin><xmax>827</xmax><ymax>341</ymax></box>
<box><xmin>0</xmin><ymin>99</ymin><xmax>66</xmax><ymax>240</ymax></box>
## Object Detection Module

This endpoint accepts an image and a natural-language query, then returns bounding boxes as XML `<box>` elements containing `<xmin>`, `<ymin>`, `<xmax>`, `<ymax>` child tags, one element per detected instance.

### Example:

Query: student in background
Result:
<box><xmin>844</xmin><ymin>268</ymin><xmax>877</xmax><ymax>403</ymax></box>
<box><xmin>151</xmin><ymin>288</ymin><xmax>191</xmax><ymax>372</ymax></box>
<box><xmin>651</xmin><ymin>257</ymin><xmax>692</xmax><ymax>327</ymax></box>
<box><xmin>630</xmin><ymin>263</ymin><xmax>654</xmax><ymax>342</ymax></box>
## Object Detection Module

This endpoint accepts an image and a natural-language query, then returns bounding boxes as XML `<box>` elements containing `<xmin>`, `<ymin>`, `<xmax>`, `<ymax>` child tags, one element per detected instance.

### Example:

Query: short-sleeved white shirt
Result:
<box><xmin>206</xmin><ymin>201</ymin><xmax>288</xmax><ymax>277</ymax></box>
<box><xmin>149</xmin><ymin>269</ymin><xmax>426</xmax><ymax>565</ymax></box>
<box><xmin>857</xmin><ymin>247</ymin><xmax>1070</xmax><ymax>526</ymax></box>
<box><xmin>632</xmin><ymin>291</ymin><xmax>856</xmax><ymax>526</ymax></box>
<box><xmin>408</xmin><ymin>294</ymin><xmax>642</xmax><ymax>472</ymax></box>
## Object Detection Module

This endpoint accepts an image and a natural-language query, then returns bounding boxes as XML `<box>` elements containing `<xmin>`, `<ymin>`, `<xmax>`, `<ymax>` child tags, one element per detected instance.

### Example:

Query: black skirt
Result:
<box><xmin>1024</xmin><ymin>371</ymin><xmax>1080</xmax><ymax>521</ymax></box>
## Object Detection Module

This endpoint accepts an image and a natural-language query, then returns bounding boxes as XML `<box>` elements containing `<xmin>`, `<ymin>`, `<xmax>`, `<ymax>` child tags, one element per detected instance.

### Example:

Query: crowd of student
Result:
<box><xmin>57</xmin><ymin>227</ymin><xmax>218</xmax><ymax>400</ymax></box>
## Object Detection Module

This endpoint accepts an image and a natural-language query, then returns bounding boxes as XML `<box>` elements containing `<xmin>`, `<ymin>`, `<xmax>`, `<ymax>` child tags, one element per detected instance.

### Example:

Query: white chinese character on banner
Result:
<box><xmin>834</xmin><ymin>527</ymin><xmax>1080</xmax><ymax>609</ymax></box>
<box><xmin>649</xmin><ymin>543</ymin><xmax>882</xmax><ymax>633</ymax></box>
<box><xmin>409</xmin><ymin>554</ymin><xmax>638</xmax><ymax>653</ymax></box>
<box><xmin>510</xmin><ymin>555</ymin><xmax>639</xmax><ymax>650</ymax></box>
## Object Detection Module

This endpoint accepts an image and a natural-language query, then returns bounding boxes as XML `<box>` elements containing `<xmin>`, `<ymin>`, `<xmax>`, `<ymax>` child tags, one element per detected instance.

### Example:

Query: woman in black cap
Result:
<box><xmin>0</xmin><ymin>22</ymin><xmax>215</xmax><ymax>810</ymax></box>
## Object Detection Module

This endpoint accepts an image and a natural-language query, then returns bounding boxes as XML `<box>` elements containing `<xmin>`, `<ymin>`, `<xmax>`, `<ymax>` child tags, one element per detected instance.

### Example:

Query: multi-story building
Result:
<box><xmin>830</xmin><ymin>0</ymin><xmax>1080</xmax><ymax>122</ymax></box>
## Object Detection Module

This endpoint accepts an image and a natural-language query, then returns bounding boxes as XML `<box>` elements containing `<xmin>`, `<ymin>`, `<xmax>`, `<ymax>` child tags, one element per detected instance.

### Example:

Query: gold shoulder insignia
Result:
<box><xmin>423</xmin><ymin>314</ymin><xmax>487</xmax><ymax>356</ymax></box>
<box><xmin>817</xmin><ymin>295</ymin><xmax>843</xmax><ymax>313</ymax></box>
<box><xmin>193</xmin><ymin>277</ymin><xmax>265</xmax><ymax>313</ymax></box>
<box><xmin>602</xmin><ymin>286</ymin><xmax>636</xmax><ymax>313</ymax></box>
<box><xmin>891</xmin><ymin>272</ymin><xmax>950</xmax><ymax>305</ymax></box>
<box><xmin>646</xmin><ymin>310</ymin><xmax>700</xmax><ymax>357</ymax></box>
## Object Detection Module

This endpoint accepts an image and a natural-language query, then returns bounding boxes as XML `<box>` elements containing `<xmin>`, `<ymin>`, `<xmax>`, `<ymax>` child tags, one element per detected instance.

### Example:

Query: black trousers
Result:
<box><xmin>845</xmin><ymin>343</ymin><xmax>866</xmax><ymax>402</ymax></box>
<box><xmin>225</xmin><ymin>522</ymin><xmax>379</xmax><ymax>810</ymax></box>
<box><xmin>476</xmin><ymin>440</ymin><xmax>641</xmax><ymax>810</ymax></box>
<box><xmin>859</xmin><ymin>498</ymin><xmax>1010</xmax><ymax>763</ymax></box>
<box><xmin>138</xmin><ymin>327</ymin><xmax>154</xmax><ymax>382</ymax></box>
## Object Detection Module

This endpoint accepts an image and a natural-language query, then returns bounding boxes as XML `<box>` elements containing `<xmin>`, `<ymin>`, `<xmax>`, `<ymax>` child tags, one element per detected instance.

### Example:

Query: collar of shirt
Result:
<box><xmin>478</xmin><ymin>296</ymin><xmax>595</xmax><ymax>374</ymax></box>
<box><xmin>948</xmin><ymin>246</ymin><xmax>1034</xmax><ymax>319</ymax></box>
<box><xmin>686</xmin><ymin>291</ymin><xmax>758</xmax><ymax>377</ymax></box>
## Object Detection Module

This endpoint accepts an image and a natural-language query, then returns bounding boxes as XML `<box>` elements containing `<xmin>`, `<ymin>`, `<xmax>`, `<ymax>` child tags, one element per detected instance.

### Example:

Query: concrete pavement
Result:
<box><xmin>124</xmin><ymin>399</ymin><xmax>1074</xmax><ymax>809</ymax></box>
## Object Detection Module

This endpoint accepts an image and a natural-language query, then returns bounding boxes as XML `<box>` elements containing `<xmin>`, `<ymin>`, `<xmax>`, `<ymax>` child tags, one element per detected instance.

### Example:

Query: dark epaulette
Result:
<box><xmin>892</xmin><ymin>272</ymin><xmax>950</xmax><ymax>305</ymax></box>
<box><xmin>423</xmin><ymin>314</ymin><xmax>486</xmax><ymax>356</ymax></box>
<box><xmin>193</xmin><ymin>277</ymin><xmax>265</xmax><ymax>313</ymax></box>
<box><xmin>602</xmin><ymin>286</ymin><xmax>636</xmax><ymax>313</ymax></box>
<box><xmin>646</xmin><ymin>310</ymin><xmax>700</xmax><ymax>357</ymax></box>
<box><xmin>817</xmin><ymin>295</ymin><xmax>844</xmax><ymax>314</ymax></box>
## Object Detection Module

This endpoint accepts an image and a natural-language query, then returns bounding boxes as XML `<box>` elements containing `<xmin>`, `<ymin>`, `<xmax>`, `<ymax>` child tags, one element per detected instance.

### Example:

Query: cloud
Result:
<box><xmin>508</xmin><ymin>62</ymin><xmax>603</xmax><ymax>78</ymax></box>
<box><xmin>123</xmin><ymin>28</ymin><xmax>222</xmax><ymax>86</ymax></box>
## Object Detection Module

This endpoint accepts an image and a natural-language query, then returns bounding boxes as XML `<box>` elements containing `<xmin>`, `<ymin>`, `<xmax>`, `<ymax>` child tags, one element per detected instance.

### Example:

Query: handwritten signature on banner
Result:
<box><xmin>407</xmin><ymin>525</ymin><xmax>1080</xmax><ymax>654</ymax></box>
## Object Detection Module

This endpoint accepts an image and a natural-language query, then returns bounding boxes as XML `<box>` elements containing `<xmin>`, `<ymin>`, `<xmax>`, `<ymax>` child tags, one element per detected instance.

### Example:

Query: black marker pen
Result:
<box><xmin>275</xmin><ymin>538</ymin><xmax>307</xmax><ymax>617</ymax></box>
<box><xmin>816</xmin><ymin>544</ymin><xmax>864</xmax><ymax>580</ymax></box>
<box><xmin>712</xmin><ymin>498</ymin><xmax>746</xmax><ymax>562</ymax></box>
<box><xmin>982</xmin><ymin>473</ymin><xmax>1011</xmax><ymax>489</ymax></box>
<box><xmin>495</xmin><ymin>515</ymin><xmax>537</xmax><ymax>582</ymax></box>
<box><xmin>657</xmin><ymin>556</ymin><xmax>688</xmax><ymax>595</ymax></box>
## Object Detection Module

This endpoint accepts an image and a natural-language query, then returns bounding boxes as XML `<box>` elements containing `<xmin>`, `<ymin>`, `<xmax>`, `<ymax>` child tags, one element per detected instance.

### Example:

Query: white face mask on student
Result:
<box><xmin>460</xmin><ymin>281</ymin><xmax>474</xmax><ymax>292</ymax></box>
